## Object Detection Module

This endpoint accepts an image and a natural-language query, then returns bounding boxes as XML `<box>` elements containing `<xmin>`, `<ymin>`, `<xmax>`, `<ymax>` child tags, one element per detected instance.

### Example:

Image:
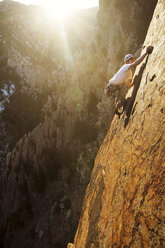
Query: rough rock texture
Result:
<box><xmin>73</xmin><ymin>1</ymin><xmax>165</xmax><ymax>247</ymax></box>
<box><xmin>0</xmin><ymin>121</ymin><xmax>89</xmax><ymax>247</ymax></box>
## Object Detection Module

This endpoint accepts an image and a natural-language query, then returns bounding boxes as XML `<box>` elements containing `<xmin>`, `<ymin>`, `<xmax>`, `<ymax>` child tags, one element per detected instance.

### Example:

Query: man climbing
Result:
<box><xmin>104</xmin><ymin>45</ymin><xmax>153</xmax><ymax>116</ymax></box>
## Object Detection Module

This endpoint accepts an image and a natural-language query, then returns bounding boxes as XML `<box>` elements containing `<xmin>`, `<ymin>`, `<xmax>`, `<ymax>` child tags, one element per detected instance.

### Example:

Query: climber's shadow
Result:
<box><xmin>124</xmin><ymin>55</ymin><xmax>149</xmax><ymax>128</ymax></box>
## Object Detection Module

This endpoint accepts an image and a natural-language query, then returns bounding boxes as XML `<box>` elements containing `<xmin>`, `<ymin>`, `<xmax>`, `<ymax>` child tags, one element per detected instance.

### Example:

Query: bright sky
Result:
<box><xmin>14</xmin><ymin>0</ymin><xmax>98</xmax><ymax>8</ymax></box>
<box><xmin>9</xmin><ymin>0</ymin><xmax>99</xmax><ymax>19</ymax></box>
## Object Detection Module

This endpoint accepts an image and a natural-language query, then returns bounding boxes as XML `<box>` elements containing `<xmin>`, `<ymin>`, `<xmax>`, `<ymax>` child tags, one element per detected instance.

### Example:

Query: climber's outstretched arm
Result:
<box><xmin>129</xmin><ymin>46</ymin><xmax>153</xmax><ymax>69</ymax></box>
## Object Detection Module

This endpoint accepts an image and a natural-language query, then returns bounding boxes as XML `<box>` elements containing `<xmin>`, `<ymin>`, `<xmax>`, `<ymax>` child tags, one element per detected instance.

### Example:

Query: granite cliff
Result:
<box><xmin>73</xmin><ymin>0</ymin><xmax>165</xmax><ymax>247</ymax></box>
<box><xmin>0</xmin><ymin>0</ymin><xmax>160</xmax><ymax>248</ymax></box>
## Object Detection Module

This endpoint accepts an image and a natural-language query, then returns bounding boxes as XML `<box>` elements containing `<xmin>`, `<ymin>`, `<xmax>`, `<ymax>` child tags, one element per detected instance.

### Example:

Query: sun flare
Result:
<box><xmin>11</xmin><ymin>0</ymin><xmax>98</xmax><ymax>20</ymax></box>
<box><xmin>43</xmin><ymin>1</ymin><xmax>73</xmax><ymax>20</ymax></box>
<box><xmin>42</xmin><ymin>0</ymin><xmax>98</xmax><ymax>20</ymax></box>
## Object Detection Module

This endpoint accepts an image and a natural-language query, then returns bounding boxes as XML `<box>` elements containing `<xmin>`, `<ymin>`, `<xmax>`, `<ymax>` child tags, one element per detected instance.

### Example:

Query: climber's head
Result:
<box><xmin>124</xmin><ymin>54</ymin><xmax>135</xmax><ymax>64</ymax></box>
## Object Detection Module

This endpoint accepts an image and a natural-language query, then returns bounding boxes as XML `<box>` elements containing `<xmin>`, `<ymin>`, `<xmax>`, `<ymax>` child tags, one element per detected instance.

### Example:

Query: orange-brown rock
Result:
<box><xmin>73</xmin><ymin>1</ymin><xmax>165</xmax><ymax>247</ymax></box>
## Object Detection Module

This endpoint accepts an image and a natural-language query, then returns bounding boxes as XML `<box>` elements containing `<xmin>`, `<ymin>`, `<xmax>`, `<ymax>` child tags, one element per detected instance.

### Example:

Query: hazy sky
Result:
<box><xmin>1</xmin><ymin>0</ymin><xmax>99</xmax><ymax>18</ymax></box>
<box><xmin>6</xmin><ymin>0</ymin><xmax>99</xmax><ymax>9</ymax></box>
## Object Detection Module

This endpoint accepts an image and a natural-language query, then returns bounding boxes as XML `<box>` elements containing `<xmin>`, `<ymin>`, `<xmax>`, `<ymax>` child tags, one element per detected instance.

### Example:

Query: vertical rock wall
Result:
<box><xmin>73</xmin><ymin>0</ymin><xmax>165</xmax><ymax>247</ymax></box>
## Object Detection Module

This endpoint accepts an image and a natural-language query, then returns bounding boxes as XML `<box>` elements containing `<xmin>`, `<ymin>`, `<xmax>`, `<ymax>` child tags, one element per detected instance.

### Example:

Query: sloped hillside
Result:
<box><xmin>0</xmin><ymin>1</ymin><xmax>98</xmax><ymax>87</ymax></box>
<box><xmin>0</xmin><ymin>0</ymin><xmax>99</xmax><ymax>166</ymax></box>
<box><xmin>73</xmin><ymin>0</ymin><xmax>165</xmax><ymax>247</ymax></box>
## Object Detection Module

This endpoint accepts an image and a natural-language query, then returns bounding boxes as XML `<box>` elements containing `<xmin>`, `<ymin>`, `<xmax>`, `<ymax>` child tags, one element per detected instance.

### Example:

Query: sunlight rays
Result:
<box><xmin>13</xmin><ymin>0</ymin><xmax>99</xmax><ymax>20</ymax></box>
<box><xmin>44</xmin><ymin>0</ymin><xmax>98</xmax><ymax>21</ymax></box>
<box><xmin>58</xmin><ymin>20</ymin><xmax>73</xmax><ymax>62</ymax></box>
<box><xmin>11</xmin><ymin>0</ymin><xmax>98</xmax><ymax>67</ymax></box>
<box><xmin>43</xmin><ymin>1</ymin><xmax>74</xmax><ymax>20</ymax></box>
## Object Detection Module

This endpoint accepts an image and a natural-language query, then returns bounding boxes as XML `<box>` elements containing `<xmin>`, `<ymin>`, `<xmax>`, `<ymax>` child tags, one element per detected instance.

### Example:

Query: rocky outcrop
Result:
<box><xmin>73</xmin><ymin>1</ymin><xmax>165</xmax><ymax>247</ymax></box>
<box><xmin>0</xmin><ymin>118</ymin><xmax>89</xmax><ymax>247</ymax></box>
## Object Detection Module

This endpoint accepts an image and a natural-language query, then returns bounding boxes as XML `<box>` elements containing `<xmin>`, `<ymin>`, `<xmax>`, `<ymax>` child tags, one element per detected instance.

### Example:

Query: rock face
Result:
<box><xmin>73</xmin><ymin>1</ymin><xmax>165</xmax><ymax>247</ymax></box>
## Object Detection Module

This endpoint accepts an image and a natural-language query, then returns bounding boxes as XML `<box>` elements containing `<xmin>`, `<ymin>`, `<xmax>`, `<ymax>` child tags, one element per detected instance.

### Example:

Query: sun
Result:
<box><xmin>14</xmin><ymin>0</ymin><xmax>99</xmax><ymax>20</ymax></box>
<box><xmin>43</xmin><ymin>0</ymin><xmax>76</xmax><ymax>20</ymax></box>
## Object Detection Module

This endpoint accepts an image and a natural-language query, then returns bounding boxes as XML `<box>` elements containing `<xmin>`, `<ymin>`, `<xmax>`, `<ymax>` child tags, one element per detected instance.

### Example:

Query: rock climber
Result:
<box><xmin>104</xmin><ymin>45</ymin><xmax>153</xmax><ymax>117</ymax></box>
